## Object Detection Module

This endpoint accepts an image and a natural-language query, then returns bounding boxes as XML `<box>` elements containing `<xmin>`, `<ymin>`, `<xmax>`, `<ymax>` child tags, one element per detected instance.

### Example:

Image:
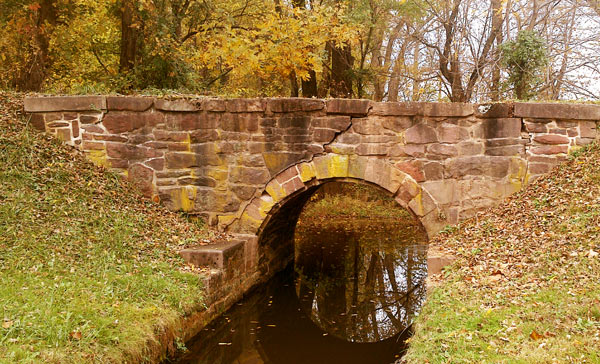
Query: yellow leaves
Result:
<box><xmin>2</xmin><ymin>320</ymin><xmax>14</xmax><ymax>329</ymax></box>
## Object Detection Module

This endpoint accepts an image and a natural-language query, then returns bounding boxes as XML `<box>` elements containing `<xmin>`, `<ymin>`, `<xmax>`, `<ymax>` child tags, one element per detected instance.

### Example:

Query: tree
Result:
<box><xmin>501</xmin><ymin>30</ymin><xmax>548</xmax><ymax>100</ymax></box>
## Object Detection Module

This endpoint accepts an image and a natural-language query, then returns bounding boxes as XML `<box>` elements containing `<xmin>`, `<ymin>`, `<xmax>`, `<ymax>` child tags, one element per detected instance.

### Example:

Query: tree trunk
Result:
<box><xmin>119</xmin><ymin>0</ymin><xmax>139</xmax><ymax>74</ymax></box>
<box><xmin>301</xmin><ymin>70</ymin><xmax>318</xmax><ymax>97</ymax></box>
<box><xmin>330</xmin><ymin>42</ymin><xmax>354</xmax><ymax>98</ymax></box>
<box><xmin>289</xmin><ymin>71</ymin><xmax>299</xmax><ymax>97</ymax></box>
<box><xmin>15</xmin><ymin>0</ymin><xmax>57</xmax><ymax>91</ymax></box>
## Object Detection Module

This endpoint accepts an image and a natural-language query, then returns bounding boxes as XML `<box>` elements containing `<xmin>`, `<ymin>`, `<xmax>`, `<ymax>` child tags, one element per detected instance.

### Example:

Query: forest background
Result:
<box><xmin>1</xmin><ymin>0</ymin><xmax>600</xmax><ymax>102</ymax></box>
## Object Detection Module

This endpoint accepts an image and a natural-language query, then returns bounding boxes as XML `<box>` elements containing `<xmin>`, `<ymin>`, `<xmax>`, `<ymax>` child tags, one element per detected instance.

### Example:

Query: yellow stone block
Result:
<box><xmin>258</xmin><ymin>195</ymin><xmax>276</xmax><ymax>217</ymax></box>
<box><xmin>298</xmin><ymin>163</ymin><xmax>316</xmax><ymax>182</ymax></box>
<box><xmin>265</xmin><ymin>180</ymin><xmax>287</xmax><ymax>202</ymax></box>
<box><xmin>174</xmin><ymin>186</ymin><xmax>196</xmax><ymax>212</ymax></box>
<box><xmin>327</xmin><ymin>154</ymin><xmax>349</xmax><ymax>178</ymax></box>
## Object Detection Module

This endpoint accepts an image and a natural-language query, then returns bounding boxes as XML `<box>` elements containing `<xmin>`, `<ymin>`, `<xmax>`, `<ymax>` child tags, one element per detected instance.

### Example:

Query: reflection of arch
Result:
<box><xmin>235</xmin><ymin>154</ymin><xmax>448</xmax><ymax>239</ymax></box>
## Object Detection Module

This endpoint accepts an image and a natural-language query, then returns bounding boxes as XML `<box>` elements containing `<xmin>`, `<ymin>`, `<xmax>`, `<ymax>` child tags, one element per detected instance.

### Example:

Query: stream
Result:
<box><xmin>175</xmin><ymin>216</ymin><xmax>428</xmax><ymax>364</ymax></box>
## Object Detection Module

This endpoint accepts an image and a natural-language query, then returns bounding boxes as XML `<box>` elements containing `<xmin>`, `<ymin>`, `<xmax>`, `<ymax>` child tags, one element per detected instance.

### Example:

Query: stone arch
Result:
<box><xmin>229</xmin><ymin>154</ymin><xmax>448</xmax><ymax>276</ymax></box>
<box><xmin>233</xmin><ymin>154</ymin><xmax>447</xmax><ymax>239</ymax></box>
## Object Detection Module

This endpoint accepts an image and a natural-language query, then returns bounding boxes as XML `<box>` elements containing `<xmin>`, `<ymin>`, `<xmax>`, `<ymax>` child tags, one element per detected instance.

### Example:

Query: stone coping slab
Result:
<box><xmin>24</xmin><ymin>95</ymin><xmax>600</xmax><ymax>120</ymax></box>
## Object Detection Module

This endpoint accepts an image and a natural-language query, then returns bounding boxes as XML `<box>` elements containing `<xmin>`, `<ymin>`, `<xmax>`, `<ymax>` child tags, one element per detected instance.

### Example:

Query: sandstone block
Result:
<box><xmin>268</xmin><ymin>98</ymin><xmax>324</xmax><ymax>112</ymax></box>
<box><xmin>457</xmin><ymin>141</ymin><xmax>483</xmax><ymax>156</ymax></box>
<box><xmin>438</xmin><ymin>123</ymin><xmax>469</xmax><ymax>143</ymax></box>
<box><xmin>485</xmin><ymin>145</ymin><xmax>524</xmax><ymax>156</ymax></box>
<box><xmin>530</xmin><ymin>145</ymin><xmax>568</xmax><ymax>155</ymax></box>
<box><xmin>423</xmin><ymin>162</ymin><xmax>444</xmax><ymax>180</ymax></box>
<box><xmin>313</xmin><ymin>128</ymin><xmax>337</xmax><ymax>143</ymax></box>
<box><xmin>107</xmin><ymin>96</ymin><xmax>154</xmax><ymax>111</ymax></box>
<box><xmin>103</xmin><ymin>112</ymin><xmax>161</xmax><ymax>133</ymax></box>
<box><xmin>533</xmin><ymin>134</ymin><xmax>569</xmax><ymax>144</ymax></box>
<box><xmin>326</xmin><ymin>99</ymin><xmax>370</xmax><ymax>116</ymax></box>
<box><xmin>155</xmin><ymin>98</ymin><xmax>200</xmax><ymax>112</ymax></box>
<box><xmin>24</xmin><ymin>96</ymin><xmax>106</xmax><ymax>112</ymax></box>
<box><xmin>82</xmin><ymin>141</ymin><xmax>105</xmax><ymax>151</ymax></box>
<box><xmin>145</xmin><ymin>158</ymin><xmax>164</xmax><ymax>171</ymax></box>
<box><xmin>128</xmin><ymin>163</ymin><xmax>154</xmax><ymax>197</ymax></box>
<box><xmin>278</xmin><ymin>115</ymin><xmax>311</xmax><ymax>128</ymax></box>
<box><xmin>356</xmin><ymin>143</ymin><xmax>389</xmax><ymax>155</ymax></box>
<box><xmin>226</xmin><ymin>99</ymin><xmax>266</xmax><ymax>113</ymax></box>
<box><xmin>482</xmin><ymin>118</ymin><xmax>521</xmax><ymax>139</ymax></box>
<box><xmin>405</xmin><ymin>124</ymin><xmax>437</xmax><ymax>144</ymax></box>
<box><xmin>80</xmin><ymin>115</ymin><xmax>101</xmax><ymax>124</ymax></box>
<box><xmin>29</xmin><ymin>114</ymin><xmax>45</xmax><ymax>131</ymax></box>
<box><xmin>427</xmin><ymin>143</ymin><xmax>458</xmax><ymax>157</ymax></box>
<box><xmin>580</xmin><ymin>121</ymin><xmax>597</xmax><ymax>138</ymax></box>
<box><xmin>369</xmin><ymin>102</ymin><xmax>419</xmax><ymax>116</ymax></box>
<box><xmin>575</xmin><ymin>137</ymin><xmax>595</xmax><ymax>146</ymax></box>
<box><xmin>178</xmin><ymin>176</ymin><xmax>217</xmax><ymax>187</ymax></box>
<box><xmin>165</xmin><ymin>152</ymin><xmax>197</xmax><ymax>168</ymax></box>
<box><xmin>311</xmin><ymin>116</ymin><xmax>351</xmax><ymax>130</ymax></box>
<box><xmin>382</xmin><ymin>116</ymin><xmax>413</xmax><ymax>132</ymax></box>
<box><xmin>408</xmin><ymin>190</ymin><xmax>437</xmax><ymax>217</ymax></box>
<box><xmin>203</xmin><ymin>99</ymin><xmax>226</xmax><ymax>112</ymax></box>
<box><xmin>231</xmin><ymin>166</ymin><xmax>271</xmax><ymax>185</ymax></box>
<box><xmin>395</xmin><ymin>160</ymin><xmax>425</xmax><ymax>182</ymax></box>
<box><xmin>475</xmin><ymin>103</ymin><xmax>513</xmax><ymax>118</ymax></box>
<box><xmin>514</xmin><ymin>102</ymin><xmax>600</xmax><ymax>120</ymax></box>
<box><xmin>524</xmin><ymin>122</ymin><xmax>547</xmax><ymax>133</ymax></box>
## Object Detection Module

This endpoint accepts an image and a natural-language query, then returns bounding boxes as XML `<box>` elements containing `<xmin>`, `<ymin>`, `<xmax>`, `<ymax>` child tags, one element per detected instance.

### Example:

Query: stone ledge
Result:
<box><xmin>514</xmin><ymin>102</ymin><xmax>600</xmax><ymax>120</ymax></box>
<box><xmin>106</xmin><ymin>96</ymin><xmax>154</xmax><ymax>111</ymax></box>
<box><xmin>24</xmin><ymin>96</ymin><xmax>107</xmax><ymax>112</ymax></box>
<box><xmin>369</xmin><ymin>101</ymin><xmax>474</xmax><ymax>117</ymax></box>
<box><xmin>179</xmin><ymin>239</ymin><xmax>245</xmax><ymax>269</ymax></box>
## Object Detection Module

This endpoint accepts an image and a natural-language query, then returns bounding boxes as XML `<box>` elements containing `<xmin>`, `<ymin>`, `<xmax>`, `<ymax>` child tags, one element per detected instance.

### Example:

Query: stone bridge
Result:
<box><xmin>25</xmin><ymin>96</ymin><xmax>600</xmax><ymax>287</ymax></box>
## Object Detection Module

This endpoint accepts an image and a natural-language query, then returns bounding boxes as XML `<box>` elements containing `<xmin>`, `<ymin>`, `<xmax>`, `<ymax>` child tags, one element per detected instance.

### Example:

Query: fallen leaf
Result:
<box><xmin>69</xmin><ymin>331</ymin><xmax>82</xmax><ymax>340</ymax></box>
<box><xmin>2</xmin><ymin>321</ymin><xmax>13</xmax><ymax>329</ymax></box>
<box><xmin>530</xmin><ymin>330</ymin><xmax>543</xmax><ymax>341</ymax></box>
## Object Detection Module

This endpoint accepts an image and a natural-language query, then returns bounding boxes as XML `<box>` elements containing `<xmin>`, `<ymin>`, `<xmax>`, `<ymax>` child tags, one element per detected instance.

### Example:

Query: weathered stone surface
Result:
<box><xmin>382</xmin><ymin>117</ymin><xmax>413</xmax><ymax>132</ymax></box>
<box><xmin>24</xmin><ymin>96</ymin><xmax>106</xmax><ymax>112</ymax></box>
<box><xmin>165</xmin><ymin>152</ymin><xmax>197</xmax><ymax>169</ymax></box>
<box><xmin>427</xmin><ymin>143</ymin><xmax>458</xmax><ymax>157</ymax></box>
<box><xmin>405</xmin><ymin>124</ymin><xmax>437</xmax><ymax>144</ymax></box>
<box><xmin>482</xmin><ymin>118</ymin><xmax>521</xmax><ymax>139</ymax></box>
<box><xmin>155</xmin><ymin>98</ymin><xmax>201</xmax><ymax>112</ymax></box>
<box><xmin>107</xmin><ymin>96</ymin><xmax>154</xmax><ymax>111</ymax></box>
<box><xmin>396</xmin><ymin>160</ymin><xmax>425</xmax><ymax>182</ymax></box>
<box><xmin>445</xmin><ymin>156</ymin><xmax>510</xmax><ymax>178</ymax></box>
<box><xmin>30</xmin><ymin>114</ymin><xmax>45</xmax><ymax>130</ymax></box>
<box><xmin>311</xmin><ymin>116</ymin><xmax>351</xmax><ymax>130</ymax></box>
<box><xmin>369</xmin><ymin>102</ymin><xmax>420</xmax><ymax>116</ymax></box>
<box><xmin>485</xmin><ymin>145</ymin><xmax>524</xmax><ymax>156</ymax></box>
<box><xmin>530</xmin><ymin>145</ymin><xmax>569</xmax><ymax>155</ymax></box>
<box><xmin>514</xmin><ymin>102</ymin><xmax>600</xmax><ymax>120</ymax></box>
<box><xmin>524</xmin><ymin>122</ymin><xmax>547</xmax><ymax>133</ymax></box>
<box><xmin>80</xmin><ymin>115</ymin><xmax>101</xmax><ymax>124</ymax></box>
<box><xmin>423</xmin><ymin>162</ymin><xmax>444</xmax><ymax>180</ymax></box>
<box><xmin>475</xmin><ymin>103</ymin><xmax>513</xmax><ymax>118</ymax></box>
<box><xmin>128</xmin><ymin>163</ymin><xmax>154</xmax><ymax>197</ymax></box>
<box><xmin>226</xmin><ymin>99</ymin><xmax>265</xmax><ymax>113</ymax></box>
<box><xmin>580</xmin><ymin>121</ymin><xmax>597</xmax><ymax>138</ymax></box>
<box><xmin>103</xmin><ymin>112</ymin><xmax>162</xmax><ymax>133</ymax></box>
<box><xmin>533</xmin><ymin>134</ymin><xmax>569</xmax><ymax>145</ymax></box>
<box><xmin>438</xmin><ymin>123</ymin><xmax>469</xmax><ymax>143</ymax></box>
<box><xmin>268</xmin><ymin>98</ymin><xmax>324</xmax><ymax>112</ymax></box>
<box><xmin>326</xmin><ymin>99</ymin><xmax>371</xmax><ymax>116</ymax></box>
<box><xmin>356</xmin><ymin>143</ymin><xmax>389</xmax><ymax>155</ymax></box>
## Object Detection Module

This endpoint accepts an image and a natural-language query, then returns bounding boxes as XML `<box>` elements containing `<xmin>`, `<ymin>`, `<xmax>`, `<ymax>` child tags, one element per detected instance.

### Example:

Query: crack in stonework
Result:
<box><xmin>219</xmin><ymin>117</ymin><xmax>356</xmax><ymax>232</ymax></box>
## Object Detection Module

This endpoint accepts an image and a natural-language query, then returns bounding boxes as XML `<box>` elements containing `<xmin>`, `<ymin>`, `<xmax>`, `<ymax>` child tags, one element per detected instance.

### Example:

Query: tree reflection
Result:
<box><xmin>295</xmin><ymin>219</ymin><xmax>428</xmax><ymax>343</ymax></box>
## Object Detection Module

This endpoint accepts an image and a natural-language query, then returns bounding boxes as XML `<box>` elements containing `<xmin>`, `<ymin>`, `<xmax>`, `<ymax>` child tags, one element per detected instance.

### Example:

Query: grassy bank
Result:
<box><xmin>0</xmin><ymin>93</ymin><xmax>213</xmax><ymax>363</ymax></box>
<box><xmin>404</xmin><ymin>145</ymin><xmax>600</xmax><ymax>363</ymax></box>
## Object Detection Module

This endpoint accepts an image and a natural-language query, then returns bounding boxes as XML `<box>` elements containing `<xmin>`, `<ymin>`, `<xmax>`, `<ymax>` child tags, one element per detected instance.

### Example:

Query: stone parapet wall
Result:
<box><xmin>24</xmin><ymin>96</ymin><xmax>600</xmax><ymax>237</ymax></box>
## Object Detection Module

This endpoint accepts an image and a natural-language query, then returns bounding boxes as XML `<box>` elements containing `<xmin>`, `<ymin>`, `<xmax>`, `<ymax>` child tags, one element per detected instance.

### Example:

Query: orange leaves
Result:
<box><xmin>27</xmin><ymin>3</ymin><xmax>41</xmax><ymax>12</ymax></box>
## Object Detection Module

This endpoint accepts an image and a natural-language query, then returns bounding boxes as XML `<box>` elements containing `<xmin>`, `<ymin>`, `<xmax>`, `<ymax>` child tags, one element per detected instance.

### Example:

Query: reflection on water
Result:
<box><xmin>295</xmin><ymin>219</ymin><xmax>428</xmax><ymax>343</ymax></box>
<box><xmin>175</xmin><ymin>217</ymin><xmax>428</xmax><ymax>364</ymax></box>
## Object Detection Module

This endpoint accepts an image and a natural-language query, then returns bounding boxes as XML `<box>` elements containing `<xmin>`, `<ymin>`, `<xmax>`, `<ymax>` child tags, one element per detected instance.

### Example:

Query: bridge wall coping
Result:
<box><xmin>24</xmin><ymin>96</ymin><xmax>600</xmax><ymax>120</ymax></box>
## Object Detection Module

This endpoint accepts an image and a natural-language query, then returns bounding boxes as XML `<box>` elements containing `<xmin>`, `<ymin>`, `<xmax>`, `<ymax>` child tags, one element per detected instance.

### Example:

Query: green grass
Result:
<box><xmin>0</xmin><ymin>93</ymin><xmax>212</xmax><ymax>363</ymax></box>
<box><xmin>404</xmin><ymin>144</ymin><xmax>600</xmax><ymax>363</ymax></box>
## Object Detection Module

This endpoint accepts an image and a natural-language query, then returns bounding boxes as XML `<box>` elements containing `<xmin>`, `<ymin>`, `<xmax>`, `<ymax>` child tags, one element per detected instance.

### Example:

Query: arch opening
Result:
<box><xmin>256</xmin><ymin>179</ymin><xmax>430</xmax><ymax>344</ymax></box>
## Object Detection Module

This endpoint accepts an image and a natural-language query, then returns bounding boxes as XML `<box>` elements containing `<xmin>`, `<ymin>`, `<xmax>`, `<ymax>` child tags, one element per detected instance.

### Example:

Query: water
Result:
<box><xmin>175</xmin><ymin>218</ymin><xmax>428</xmax><ymax>364</ymax></box>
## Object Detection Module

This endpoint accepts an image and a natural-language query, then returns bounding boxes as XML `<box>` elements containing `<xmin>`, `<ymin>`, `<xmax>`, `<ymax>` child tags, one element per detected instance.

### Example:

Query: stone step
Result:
<box><xmin>179</xmin><ymin>234</ymin><xmax>258</xmax><ymax>280</ymax></box>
